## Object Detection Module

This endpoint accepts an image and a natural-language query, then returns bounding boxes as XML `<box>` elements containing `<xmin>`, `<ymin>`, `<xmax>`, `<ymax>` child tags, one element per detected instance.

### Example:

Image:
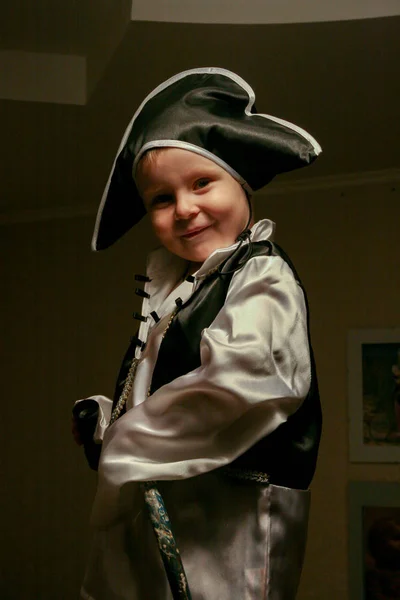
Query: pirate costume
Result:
<box><xmin>76</xmin><ymin>68</ymin><xmax>322</xmax><ymax>600</ymax></box>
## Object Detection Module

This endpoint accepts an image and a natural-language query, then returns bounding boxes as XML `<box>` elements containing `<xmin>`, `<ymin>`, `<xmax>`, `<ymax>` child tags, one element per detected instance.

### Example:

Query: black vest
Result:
<box><xmin>113</xmin><ymin>241</ymin><xmax>322</xmax><ymax>489</ymax></box>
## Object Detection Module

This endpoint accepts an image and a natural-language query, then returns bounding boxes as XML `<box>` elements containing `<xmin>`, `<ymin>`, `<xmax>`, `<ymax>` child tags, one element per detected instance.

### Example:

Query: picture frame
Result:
<box><xmin>348</xmin><ymin>481</ymin><xmax>400</xmax><ymax>600</ymax></box>
<box><xmin>348</xmin><ymin>328</ymin><xmax>400</xmax><ymax>462</ymax></box>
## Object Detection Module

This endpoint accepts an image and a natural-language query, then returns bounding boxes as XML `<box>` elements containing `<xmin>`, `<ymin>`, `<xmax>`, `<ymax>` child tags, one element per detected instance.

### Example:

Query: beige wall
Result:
<box><xmin>1</xmin><ymin>181</ymin><xmax>399</xmax><ymax>599</ymax></box>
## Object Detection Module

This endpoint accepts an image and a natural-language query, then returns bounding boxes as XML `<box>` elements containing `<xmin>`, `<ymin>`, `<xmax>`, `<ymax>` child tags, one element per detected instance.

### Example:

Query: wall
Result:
<box><xmin>261</xmin><ymin>182</ymin><xmax>400</xmax><ymax>598</ymax></box>
<box><xmin>1</xmin><ymin>180</ymin><xmax>399</xmax><ymax>598</ymax></box>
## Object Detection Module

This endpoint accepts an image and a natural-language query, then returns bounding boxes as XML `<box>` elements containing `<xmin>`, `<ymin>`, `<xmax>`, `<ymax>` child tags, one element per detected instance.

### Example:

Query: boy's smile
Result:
<box><xmin>136</xmin><ymin>148</ymin><xmax>252</xmax><ymax>267</ymax></box>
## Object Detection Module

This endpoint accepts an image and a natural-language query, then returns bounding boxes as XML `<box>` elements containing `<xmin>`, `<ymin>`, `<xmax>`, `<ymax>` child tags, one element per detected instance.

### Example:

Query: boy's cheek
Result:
<box><xmin>151</xmin><ymin>214</ymin><xmax>175</xmax><ymax>238</ymax></box>
<box><xmin>148</xmin><ymin>214</ymin><xmax>164</xmax><ymax>234</ymax></box>
<box><xmin>149</xmin><ymin>221</ymin><xmax>172</xmax><ymax>246</ymax></box>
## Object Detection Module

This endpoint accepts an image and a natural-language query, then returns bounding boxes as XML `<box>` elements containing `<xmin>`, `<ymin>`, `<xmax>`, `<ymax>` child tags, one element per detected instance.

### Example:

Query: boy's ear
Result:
<box><xmin>249</xmin><ymin>199</ymin><xmax>255</xmax><ymax>225</ymax></box>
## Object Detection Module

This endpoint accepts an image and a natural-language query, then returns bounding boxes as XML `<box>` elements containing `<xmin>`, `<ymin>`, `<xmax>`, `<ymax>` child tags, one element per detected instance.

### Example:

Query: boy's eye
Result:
<box><xmin>194</xmin><ymin>178</ymin><xmax>211</xmax><ymax>190</ymax></box>
<box><xmin>150</xmin><ymin>194</ymin><xmax>172</xmax><ymax>208</ymax></box>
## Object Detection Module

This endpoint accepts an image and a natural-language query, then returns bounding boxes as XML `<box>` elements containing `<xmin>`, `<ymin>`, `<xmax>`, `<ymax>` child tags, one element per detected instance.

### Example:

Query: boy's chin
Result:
<box><xmin>178</xmin><ymin>244</ymin><xmax>218</xmax><ymax>265</ymax></box>
<box><xmin>178</xmin><ymin>252</ymin><xmax>208</xmax><ymax>265</ymax></box>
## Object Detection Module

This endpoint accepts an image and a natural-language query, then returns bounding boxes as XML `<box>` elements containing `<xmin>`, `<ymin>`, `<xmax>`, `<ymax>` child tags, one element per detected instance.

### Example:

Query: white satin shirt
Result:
<box><xmin>86</xmin><ymin>219</ymin><xmax>311</xmax><ymax>527</ymax></box>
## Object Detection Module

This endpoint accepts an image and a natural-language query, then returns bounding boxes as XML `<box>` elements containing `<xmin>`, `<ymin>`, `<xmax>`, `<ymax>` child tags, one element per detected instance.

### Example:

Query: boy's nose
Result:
<box><xmin>174</xmin><ymin>192</ymin><xmax>199</xmax><ymax>220</ymax></box>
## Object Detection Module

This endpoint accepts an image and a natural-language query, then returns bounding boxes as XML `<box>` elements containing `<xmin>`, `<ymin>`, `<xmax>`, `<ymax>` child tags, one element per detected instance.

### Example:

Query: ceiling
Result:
<box><xmin>1</xmin><ymin>4</ymin><xmax>399</xmax><ymax>222</ymax></box>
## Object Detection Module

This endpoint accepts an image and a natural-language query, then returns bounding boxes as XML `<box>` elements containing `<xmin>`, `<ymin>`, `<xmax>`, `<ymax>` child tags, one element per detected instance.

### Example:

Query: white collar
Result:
<box><xmin>146</xmin><ymin>218</ymin><xmax>276</xmax><ymax>287</ymax></box>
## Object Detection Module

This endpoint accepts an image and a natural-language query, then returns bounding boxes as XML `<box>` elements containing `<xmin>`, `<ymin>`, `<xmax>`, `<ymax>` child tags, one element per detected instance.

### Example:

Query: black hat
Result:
<box><xmin>92</xmin><ymin>67</ymin><xmax>321</xmax><ymax>250</ymax></box>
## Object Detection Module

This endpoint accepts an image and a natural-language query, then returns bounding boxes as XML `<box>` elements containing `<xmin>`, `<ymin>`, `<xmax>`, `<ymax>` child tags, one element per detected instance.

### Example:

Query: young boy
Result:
<box><xmin>74</xmin><ymin>67</ymin><xmax>322</xmax><ymax>600</ymax></box>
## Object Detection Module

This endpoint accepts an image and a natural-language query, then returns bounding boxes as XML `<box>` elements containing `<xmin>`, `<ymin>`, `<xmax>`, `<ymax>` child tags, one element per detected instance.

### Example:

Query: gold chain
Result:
<box><xmin>109</xmin><ymin>358</ymin><xmax>139</xmax><ymax>426</ymax></box>
<box><xmin>109</xmin><ymin>306</ymin><xmax>180</xmax><ymax>426</ymax></box>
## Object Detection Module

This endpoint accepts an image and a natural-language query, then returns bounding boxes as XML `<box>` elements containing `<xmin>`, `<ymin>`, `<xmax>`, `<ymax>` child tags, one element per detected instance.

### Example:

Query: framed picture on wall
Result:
<box><xmin>348</xmin><ymin>481</ymin><xmax>400</xmax><ymax>600</ymax></box>
<box><xmin>348</xmin><ymin>328</ymin><xmax>400</xmax><ymax>462</ymax></box>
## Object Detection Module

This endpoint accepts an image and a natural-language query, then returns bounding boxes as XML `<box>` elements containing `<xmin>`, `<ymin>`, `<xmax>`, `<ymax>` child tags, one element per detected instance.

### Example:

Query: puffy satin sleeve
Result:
<box><xmin>92</xmin><ymin>254</ymin><xmax>311</xmax><ymax>525</ymax></box>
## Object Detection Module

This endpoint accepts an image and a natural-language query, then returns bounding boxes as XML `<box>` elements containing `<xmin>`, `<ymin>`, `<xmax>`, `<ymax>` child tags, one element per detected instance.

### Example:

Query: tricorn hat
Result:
<box><xmin>92</xmin><ymin>67</ymin><xmax>321</xmax><ymax>250</ymax></box>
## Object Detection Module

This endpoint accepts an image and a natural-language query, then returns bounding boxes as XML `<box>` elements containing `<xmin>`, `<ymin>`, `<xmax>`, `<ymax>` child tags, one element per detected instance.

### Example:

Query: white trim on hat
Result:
<box><xmin>155</xmin><ymin>67</ymin><xmax>322</xmax><ymax>155</ymax></box>
<box><xmin>132</xmin><ymin>140</ymin><xmax>253</xmax><ymax>193</ymax></box>
<box><xmin>219</xmin><ymin>69</ymin><xmax>322</xmax><ymax>156</ymax></box>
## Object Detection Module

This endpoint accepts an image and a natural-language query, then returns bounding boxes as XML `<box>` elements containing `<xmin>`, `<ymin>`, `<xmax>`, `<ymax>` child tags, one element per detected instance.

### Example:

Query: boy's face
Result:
<box><xmin>136</xmin><ymin>148</ymin><xmax>251</xmax><ymax>267</ymax></box>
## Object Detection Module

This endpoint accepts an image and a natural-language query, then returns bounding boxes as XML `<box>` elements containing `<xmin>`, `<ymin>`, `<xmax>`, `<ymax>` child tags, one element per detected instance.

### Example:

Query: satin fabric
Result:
<box><xmin>82</xmin><ymin>476</ymin><xmax>310</xmax><ymax>600</ymax></box>
<box><xmin>80</xmin><ymin>219</ymin><xmax>312</xmax><ymax>599</ymax></box>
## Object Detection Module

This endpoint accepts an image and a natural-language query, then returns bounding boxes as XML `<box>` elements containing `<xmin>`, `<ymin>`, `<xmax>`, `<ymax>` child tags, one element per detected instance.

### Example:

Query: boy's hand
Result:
<box><xmin>71</xmin><ymin>416</ymin><xmax>83</xmax><ymax>446</ymax></box>
<box><xmin>71</xmin><ymin>400</ymin><xmax>102</xmax><ymax>471</ymax></box>
<box><xmin>71</xmin><ymin>398</ymin><xmax>99</xmax><ymax>446</ymax></box>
